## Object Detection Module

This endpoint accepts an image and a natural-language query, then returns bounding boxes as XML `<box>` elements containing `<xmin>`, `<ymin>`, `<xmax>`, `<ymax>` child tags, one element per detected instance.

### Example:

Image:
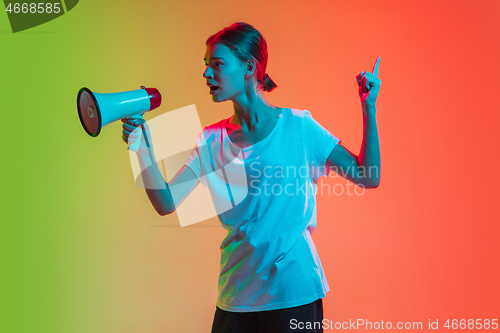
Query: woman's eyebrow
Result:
<box><xmin>204</xmin><ymin>57</ymin><xmax>225</xmax><ymax>62</ymax></box>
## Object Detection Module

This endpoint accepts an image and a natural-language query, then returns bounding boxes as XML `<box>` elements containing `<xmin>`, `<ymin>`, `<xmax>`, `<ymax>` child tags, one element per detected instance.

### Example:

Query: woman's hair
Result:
<box><xmin>206</xmin><ymin>22</ymin><xmax>278</xmax><ymax>92</ymax></box>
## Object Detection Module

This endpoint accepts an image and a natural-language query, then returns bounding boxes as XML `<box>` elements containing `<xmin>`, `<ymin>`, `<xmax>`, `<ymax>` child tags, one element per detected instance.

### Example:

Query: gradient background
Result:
<box><xmin>1</xmin><ymin>0</ymin><xmax>499</xmax><ymax>332</ymax></box>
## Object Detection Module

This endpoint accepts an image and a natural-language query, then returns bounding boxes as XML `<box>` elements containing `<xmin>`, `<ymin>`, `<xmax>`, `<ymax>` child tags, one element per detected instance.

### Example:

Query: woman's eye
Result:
<box><xmin>204</xmin><ymin>62</ymin><xmax>222</xmax><ymax>67</ymax></box>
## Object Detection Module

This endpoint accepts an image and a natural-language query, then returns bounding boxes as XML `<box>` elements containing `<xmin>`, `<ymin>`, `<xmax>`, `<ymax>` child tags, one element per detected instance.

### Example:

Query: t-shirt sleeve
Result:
<box><xmin>302</xmin><ymin>110</ymin><xmax>341</xmax><ymax>181</ymax></box>
<box><xmin>183</xmin><ymin>130</ymin><xmax>204</xmax><ymax>182</ymax></box>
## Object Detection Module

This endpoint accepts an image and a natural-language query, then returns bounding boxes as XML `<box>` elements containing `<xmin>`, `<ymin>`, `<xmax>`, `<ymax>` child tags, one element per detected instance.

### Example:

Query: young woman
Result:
<box><xmin>122</xmin><ymin>22</ymin><xmax>381</xmax><ymax>333</ymax></box>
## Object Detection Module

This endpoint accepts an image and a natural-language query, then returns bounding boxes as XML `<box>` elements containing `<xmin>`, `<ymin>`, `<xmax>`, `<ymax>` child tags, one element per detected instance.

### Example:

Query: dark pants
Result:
<box><xmin>211</xmin><ymin>298</ymin><xmax>323</xmax><ymax>333</ymax></box>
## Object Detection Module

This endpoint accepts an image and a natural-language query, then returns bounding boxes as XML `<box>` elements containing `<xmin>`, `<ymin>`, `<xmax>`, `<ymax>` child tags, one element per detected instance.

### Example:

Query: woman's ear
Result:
<box><xmin>245</xmin><ymin>59</ymin><xmax>257</xmax><ymax>77</ymax></box>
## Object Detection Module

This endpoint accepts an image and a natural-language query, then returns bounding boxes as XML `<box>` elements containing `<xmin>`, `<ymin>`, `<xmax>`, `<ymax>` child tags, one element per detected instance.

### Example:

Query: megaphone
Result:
<box><xmin>77</xmin><ymin>86</ymin><xmax>162</xmax><ymax>151</ymax></box>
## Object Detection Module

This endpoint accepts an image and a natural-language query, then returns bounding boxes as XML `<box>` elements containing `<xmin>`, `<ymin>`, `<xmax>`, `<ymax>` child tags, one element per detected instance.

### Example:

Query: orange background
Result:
<box><xmin>1</xmin><ymin>0</ymin><xmax>499</xmax><ymax>332</ymax></box>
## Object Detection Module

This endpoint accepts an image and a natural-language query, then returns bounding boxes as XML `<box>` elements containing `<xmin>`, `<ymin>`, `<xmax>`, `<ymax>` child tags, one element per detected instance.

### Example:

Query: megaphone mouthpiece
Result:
<box><xmin>144</xmin><ymin>88</ymin><xmax>162</xmax><ymax>111</ymax></box>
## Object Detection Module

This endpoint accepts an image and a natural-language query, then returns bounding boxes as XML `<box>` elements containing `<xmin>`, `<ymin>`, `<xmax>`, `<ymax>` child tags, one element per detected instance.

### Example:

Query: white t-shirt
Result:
<box><xmin>183</xmin><ymin>107</ymin><xmax>341</xmax><ymax>312</ymax></box>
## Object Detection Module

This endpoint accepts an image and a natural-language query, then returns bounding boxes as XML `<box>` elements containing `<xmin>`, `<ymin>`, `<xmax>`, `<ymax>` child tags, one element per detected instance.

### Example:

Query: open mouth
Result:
<box><xmin>209</xmin><ymin>86</ymin><xmax>220</xmax><ymax>94</ymax></box>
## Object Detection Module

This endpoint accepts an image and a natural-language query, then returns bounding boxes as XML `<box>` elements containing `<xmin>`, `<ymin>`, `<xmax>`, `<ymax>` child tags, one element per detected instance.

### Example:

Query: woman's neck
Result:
<box><xmin>230</xmin><ymin>89</ymin><xmax>279</xmax><ymax>132</ymax></box>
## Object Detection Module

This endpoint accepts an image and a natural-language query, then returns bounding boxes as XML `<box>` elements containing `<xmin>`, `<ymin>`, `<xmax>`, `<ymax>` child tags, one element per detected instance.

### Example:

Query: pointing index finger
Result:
<box><xmin>372</xmin><ymin>57</ymin><xmax>381</xmax><ymax>77</ymax></box>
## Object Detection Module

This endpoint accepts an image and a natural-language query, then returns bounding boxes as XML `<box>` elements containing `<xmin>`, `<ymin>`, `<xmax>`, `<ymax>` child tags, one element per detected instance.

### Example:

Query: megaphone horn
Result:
<box><xmin>77</xmin><ymin>86</ymin><xmax>162</xmax><ymax>138</ymax></box>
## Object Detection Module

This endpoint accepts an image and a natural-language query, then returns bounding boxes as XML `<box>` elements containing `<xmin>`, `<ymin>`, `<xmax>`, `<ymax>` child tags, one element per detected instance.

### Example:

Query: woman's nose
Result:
<box><xmin>202</xmin><ymin>67</ymin><xmax>212</xmax><ymax>79</ymax></box>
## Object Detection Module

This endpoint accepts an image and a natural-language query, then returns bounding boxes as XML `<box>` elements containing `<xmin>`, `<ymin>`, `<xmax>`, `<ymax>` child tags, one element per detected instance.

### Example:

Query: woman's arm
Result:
<box><xmin>137</xmin><ymin>149</ymin><xmax>200</xmax><ymax>216</ymax></box>
<box><xmin>123</xmin><ymin>118</ymin><xmax>200</xmax><ymax>216</ymax></box>
<box><xmin>358</xmin><ymin>105</ymin><xmax>380</xmax><ymax>188</ymax></box>
<box><xmin>136</xmin><ymin>148</ymin><xmax>175</xmax><ymax>215</ymax></box>
<box><xmin>325</xmin><ymin>57</ymin><xmax>381</xmax><ymax>189</ymax></box>
<box><xmin>326</xmin><ymin>105</ymin><xmax>380</xmax><ymax>188</ymax></box>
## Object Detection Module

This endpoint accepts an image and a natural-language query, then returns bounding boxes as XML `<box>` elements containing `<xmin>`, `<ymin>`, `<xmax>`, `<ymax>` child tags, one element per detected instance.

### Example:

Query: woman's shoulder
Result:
<box><xmin>287</xmin><ymin>107</ymin><xmax>310</xmax><ymax>116</ymax></box>
<box><xmin>205</xmin><ymin>117</ymin><xmax>228</xmax><ymax>131</ymax></box>
<box><xmin>199</xmin><ymin>117</ymin><xmax>228</xmax><ymax>143</ymax></box>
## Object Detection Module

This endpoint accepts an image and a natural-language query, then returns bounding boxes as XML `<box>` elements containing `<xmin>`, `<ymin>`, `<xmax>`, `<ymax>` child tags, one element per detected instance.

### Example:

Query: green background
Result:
<box><xmin>1</xmin><ymin>0</ymin><xmax>499</xmax><ymax>332</ymax></box>
<box><xmin>1</xmin><ymin>1</ymin><xmax>227</xmax><ymax>331</ymax></box>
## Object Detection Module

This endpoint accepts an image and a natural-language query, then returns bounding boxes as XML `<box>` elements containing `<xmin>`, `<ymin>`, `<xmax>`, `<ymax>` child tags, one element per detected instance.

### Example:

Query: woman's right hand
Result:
<box><xmin>121</xmin><ymin>117</ymin><xmax>153</xmax><ymax>153</ymax></box>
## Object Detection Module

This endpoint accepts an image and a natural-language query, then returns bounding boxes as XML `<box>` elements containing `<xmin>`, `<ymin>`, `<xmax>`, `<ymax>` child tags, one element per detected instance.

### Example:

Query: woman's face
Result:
<box><xmin>203</xmin><ymin>43</ymin><xmax>247</xmax><ymax>102</ymax></box>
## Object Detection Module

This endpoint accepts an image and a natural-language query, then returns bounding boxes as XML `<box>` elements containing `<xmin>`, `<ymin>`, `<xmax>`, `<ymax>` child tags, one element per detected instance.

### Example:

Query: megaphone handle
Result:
<box><xmin>126</xmin><ymin>115</ymin><xmax>154</xmax><ymax>164</ymax></box>
<box><xmin>126</xmin><ymin>113</ymin><xmax>144</xmax><ymax>151</ymax></box>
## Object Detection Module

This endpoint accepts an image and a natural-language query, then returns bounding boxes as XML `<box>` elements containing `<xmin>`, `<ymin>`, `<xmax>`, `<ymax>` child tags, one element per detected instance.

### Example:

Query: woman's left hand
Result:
<box><xmin>356</xmin><ymin>57</ymin><xmax>381</xmax><ymax>106</ymax></box>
